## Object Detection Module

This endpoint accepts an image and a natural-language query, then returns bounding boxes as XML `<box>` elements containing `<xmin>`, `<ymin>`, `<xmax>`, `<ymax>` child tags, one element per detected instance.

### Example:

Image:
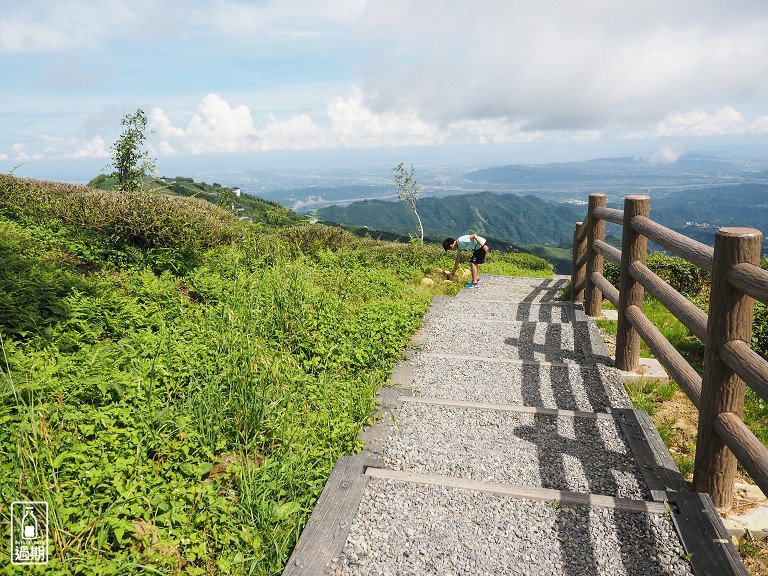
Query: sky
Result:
<box><xmin>2</xmin><ymin>0</ymin><xmax>768</xmax><ymax>183</ymax></box>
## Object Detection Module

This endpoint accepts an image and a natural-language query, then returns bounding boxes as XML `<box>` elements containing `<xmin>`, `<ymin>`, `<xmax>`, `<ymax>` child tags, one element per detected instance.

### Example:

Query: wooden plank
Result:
<box><xmin>593</xmin><ymin>206</ymin><xmax>624</xmax><ymax>225</ymax></box>
<box><xmin>573</xmin><ymin>274</ymin><xmax>588</xmax><ymax>295</ymax></box>
<box><xmin>714</xmin><ymin>412</ymin><xmax>768</xmax><ymax>498</ymax></box>
<box><xmin>667</xmin><ymin>491</ymin><xmax>749</xmax><ymax>576</ymax></box>
<box><xmin>365</xmin><ymin>467</ymin><xmax>668</xmax><ymax>514</ymax></box>
<box><xmin>625</xmin><ymin>304</ymin><xmax>702</xmax><ymax>408</ymax></box>
<box><xmin>629</xmin><ymin>261</ymin><xmax>708</xmax><ymax>341</ymax></box>
<box><xmin>719</xmin><ymin>339</ymin><xmax>768</xmax><ymax>404</ymax></box>
<box><xmin>585</xmin><ymin>194</ymin><xmax>607</xmax><ymax>317</ymax></box>
<box><xmin>612</xmin><ymin>408</ymin><xmax>689</xmax><ymax>495</ymax></box>
<box><xmin>590</xmin><ymin>272</ymin><xmax>619</xmax><ymax>308</ymax></box>
<box><xmin>398</xmin><ymin>396</ymin><xmax>616</xmax><ymax>420</ymax></box>
<box><xmin>592</xmin><ymin>239</ymin><xmax>622</xmax><ymax>265</ymax></box>
<box><xmin>575</xmin><ymin>247</ymin><xmax>589</xmax><ymax>270</ymax></box>
<box><xmin>572</xmin><ymin>221</ymin><xmax>587</xmax><ymax>302</ymax></box>
<box><xmin>282</xmin><ymin>455</ymin><xmax>371</xmax><ymax>576</ymax></box>
<box><xmin>616</xmin><ymin>196</ymin><xmax>649</xmax><ymax>373</ymax></box>
<box><xmin>729</xmin><ymin>261</ymin><xmax>768</xmax><ymax>305</ymax></box>
<box><xmin>574</xmin><ymin>218</ymin><xmax>589</xmax><ymax>244</ymax></box>
<box><xmin>694</xmin><ymin>228</ymin><xmax>761</xmax><ymax>507</ymax></box>
<box><xmin>417</xmin><ymin>352</ymin><xmax>580</xmax><ymax>368</ymax></box>
<box><xmin>630</xmin><ymin>215</ymin><xmax>714</xmax><ymax>272</ymax></box>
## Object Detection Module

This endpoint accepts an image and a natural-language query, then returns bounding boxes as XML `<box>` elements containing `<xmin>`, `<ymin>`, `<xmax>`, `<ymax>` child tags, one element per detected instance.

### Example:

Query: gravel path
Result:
<box><xmin>286</xmin><ymin>275</ymin><xmax>700</xmax><ymax>576</ymax></box>
<box><xmin>330</xmin><ymin>480</ymin><xmax>693</xmax><ymax>576</ymax></box>
<box><xmin>421</xmin><ymin>319</ymin><xmax>587</xmax><ymax>363</ymax></box>
<box><xmin>403</xmin><ymin>354</ymin><xmax>632</xmax><ymax>411</ymax></box>
<box><xmin>384</xmin><ymin>403</ymin><xmax>648</xmax><ymax>499</ymax></box>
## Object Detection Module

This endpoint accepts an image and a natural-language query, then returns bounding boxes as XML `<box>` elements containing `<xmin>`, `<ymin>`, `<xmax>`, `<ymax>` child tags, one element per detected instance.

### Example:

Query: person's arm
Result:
<box><xmin>451</xmin><ymin>250</ymin><xmax>461</xmax><ymax>276</ymax></box>
<box><xmin>469</xmin><ymin>234</ymin><xmax>488</xmax><ymax>250</ymax></box>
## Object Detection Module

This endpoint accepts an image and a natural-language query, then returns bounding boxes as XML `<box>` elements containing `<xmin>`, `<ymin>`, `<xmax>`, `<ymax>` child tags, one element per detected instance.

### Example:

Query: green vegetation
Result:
<box><xmin>315</xmin><ymin>191</ymin><xmax>583</xmax><ymax>253</ymax></box>
<box><xmin>88</xmin><ymin>174</ymin><xmax>303</xmax><ymax>226</ymax></box>
<box><xmin>107</xmin><ymin>109</ymin><xmax>157</xmax><ymax>192</ymax></box>
<box><xmin>0</xmin><ymin>174</ymin><xmax>552</xmax><ymax>574</ymax></box>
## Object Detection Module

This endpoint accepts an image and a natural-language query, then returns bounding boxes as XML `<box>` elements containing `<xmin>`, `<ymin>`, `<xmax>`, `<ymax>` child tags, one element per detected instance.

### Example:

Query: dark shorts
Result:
<box><xmin>471</xmin><ymin>246</ymin><xmax>487</xmax><ymax>264</ymax></box>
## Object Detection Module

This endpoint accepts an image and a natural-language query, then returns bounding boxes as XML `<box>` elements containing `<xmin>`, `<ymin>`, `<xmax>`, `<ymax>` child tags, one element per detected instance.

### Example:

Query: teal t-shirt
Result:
<box><xmin>456</xmin><ymin>235</ymin><xmax>485</xmax><ymax>251</ymax></box>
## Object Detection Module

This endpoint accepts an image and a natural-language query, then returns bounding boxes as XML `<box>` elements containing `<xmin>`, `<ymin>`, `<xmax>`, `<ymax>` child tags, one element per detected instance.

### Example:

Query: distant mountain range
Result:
<box><xmin>317</xmin><ymin>191</ymin><xmax>583</xmax><ymax>247</ymax></box>
<box><xmin>650</xmin><ymin>183</ymin><xmax>768</xmax><ymax>247</ymax></box>
<box><xmin>316</xmin><ymin>183</ymin><xmax>768</xmax><ymax>271</ymax></box>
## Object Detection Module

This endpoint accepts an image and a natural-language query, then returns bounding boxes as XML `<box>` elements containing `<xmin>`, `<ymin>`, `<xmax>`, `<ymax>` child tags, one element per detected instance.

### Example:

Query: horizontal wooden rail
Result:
<box><xmin>575</xmin><ymin>248</ymin><xmax>589</xmax><ymax>270</ymax></box>
<box><xmin>572</xmin><ymin>274</ymin><xmax>587</xmax><ymax>295</ymax></box>
<box><xmin>631</xmin><ymin>215</ymin><xmax>714</xmax><ymax>272</ymax></box>
<box><xmin>624</xmin><ymin>305</ymin><xmax>702</xmax><ymax>407</ymax></box>
<box><xmin>728</xmin><ymin>262</ymin><xmax>768</xmax><ymax>305</ymax></box>
<box><xmin>593</xmin><ymin>206</ymin><xmax>624</xmax><ymax>225</ymax></box>
<box><xmin>628</xmin><ymin>261</ymin><xmax>708</xmax><ymax>342</ymax></box>
<box><xmin>719</xmin><ymin>340</ymin><xmax>768</xmax><ymax>404</ymax></box>
<box><xmin>591</xmin><ymin>273</ymin><xmax>619</xmax><ymax>308</ymax></box>
<box><xmin>592</xmin><ymin>239</ymin><xmax>621</xmax><ymax>265</ymax></box>
<box><xmin>714</xmin><ymin>412</ymin><xmax>768</xmax><ymax>497</ymax></box>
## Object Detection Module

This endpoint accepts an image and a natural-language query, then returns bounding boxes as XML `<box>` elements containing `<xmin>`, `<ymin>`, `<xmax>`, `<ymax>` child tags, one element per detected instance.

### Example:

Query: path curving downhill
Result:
<box><xmin>284</xmin><ymin>275</ymin><xmax>748</xmax><ymax>576</ymax></box>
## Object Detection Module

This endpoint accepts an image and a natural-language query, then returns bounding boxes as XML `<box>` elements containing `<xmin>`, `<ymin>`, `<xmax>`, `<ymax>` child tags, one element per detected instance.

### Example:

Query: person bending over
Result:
<box><xmin>442</xmin><ymin>233</ymin><xmax>489</xmax><ymax>288</ymax></box>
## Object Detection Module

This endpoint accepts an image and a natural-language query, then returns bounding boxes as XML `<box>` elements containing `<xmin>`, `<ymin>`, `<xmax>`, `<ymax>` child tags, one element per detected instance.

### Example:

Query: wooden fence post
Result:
<box><xmin>571</xmin><ymin>222</ymin><xmax>585</xmax><ymax>302</ymax></box>
<box><xmin>584</xmin><ymin>194</ymin><xmax>606</xmax><ymax>317</ymax></box>
<box><xmin>615</xmin><ymin>195</ymin><xmax>649</xmax><ymax>373</ymax></box>
<box><xmin>693</xmin><ymin>227</ymin><xmax>761</xmax><ymax>509</ymax></box>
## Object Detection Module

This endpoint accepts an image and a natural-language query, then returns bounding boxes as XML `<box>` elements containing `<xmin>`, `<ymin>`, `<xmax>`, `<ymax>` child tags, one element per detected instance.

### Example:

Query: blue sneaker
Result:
<box><xmin>464</xmin><ymin>281</ymin><xmax>478</xmax><ymax>288</ymax></box>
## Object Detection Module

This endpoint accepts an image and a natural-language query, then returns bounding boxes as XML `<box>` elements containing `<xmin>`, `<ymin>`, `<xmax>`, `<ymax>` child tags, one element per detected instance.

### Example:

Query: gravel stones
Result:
<box><xmin>329</xmin><ymin>480</ymin><xmax>693</xmax><ymax>576</ymax></box>
<box><xmin>421</xmin><ymin>318</ymin><xmax>586</xmax><ymax>363</ymax></box>
<box><xmin>384</xmin><ymin>403</ymin><xmax>648</xmax><ymax>500</ymax></box>
<box><xmin>405</xmin><ymin>354</ymin><xmax>632</xmax><ymax>411</ymax></box>
<box><xmin>294</xmin><ymin>275</ymin><xmax>699</xmax><ymax>576</ymax></box>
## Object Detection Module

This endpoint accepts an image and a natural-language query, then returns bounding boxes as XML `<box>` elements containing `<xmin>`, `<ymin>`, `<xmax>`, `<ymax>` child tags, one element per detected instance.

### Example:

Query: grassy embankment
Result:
<box><xmin>0</xmin><ymin>174</ymin><xmax>552</xmax><ymax>575</ymax></box>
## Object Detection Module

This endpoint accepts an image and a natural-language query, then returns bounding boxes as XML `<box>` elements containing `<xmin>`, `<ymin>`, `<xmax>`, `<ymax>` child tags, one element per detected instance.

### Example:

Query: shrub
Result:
<box><xmin>277</xmin><ymin>223</ymin><xmax>353</xmax><ymax>255</ymax></box>
<box><xmin>0</xmin><ymin>174</ymin><xmax>245</xmax><ymax>251</ymax></box>
<box><xmin>602</xmin><ymin>253</ymin><xmax>708</xmax><ymax>298</ymax></box>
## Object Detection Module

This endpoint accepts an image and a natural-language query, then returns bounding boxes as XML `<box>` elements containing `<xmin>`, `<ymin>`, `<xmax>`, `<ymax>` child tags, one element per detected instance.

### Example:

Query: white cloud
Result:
<box><xmin>151</xmin><ymin>91</ymin><xmax>582</xmax><ymax>154</ymax></box>
<box><xmin>0</xmin><ymin>1</ymin><xmax>138</xmax><ymax>53</ymax></box>
<box><xmin>151</xmin><ymin>93</ymin><xmax>328</xmax><ymax>154</ymax></box>
<box><xmin>753</xmin><ymin>116</ymin><xmax>768</xmax><ymax>134</ymax></box>
<box><xmin>327</xmin><ymin>89</ymin><xmax>439</xmax><ymax>147</ymax></box>
<box><xmin>648</xmin><ymin>143</ymin><xmax>686</xmax><ymax>166</ymax></box>
<box><xmin>69</xmin><ymin>135</ymin><xmax>109</xmax><ymax>159</ymax></box>
<box><xmin>4</xmin><ymin>1</ymin><xmax>768</xmax><ymax>163</ymax></box>
<box><xmin>656</xmin><ymin>107</ymin><xmax>746</xmax><ymax>137</ymax></box>
<box><xmin>11</xmin><ymin>143</ymin><xmax>42</xmax><ymax>161</ymax></box>
<box><xmin>351</xmin><ymin>1</ymin><xmax>768</xmax><ymax>132</ymax></box>
<box><xmin>0</xmin><ymin>153</ymin><xmax>8</xmax><ymax>161</ymax></box>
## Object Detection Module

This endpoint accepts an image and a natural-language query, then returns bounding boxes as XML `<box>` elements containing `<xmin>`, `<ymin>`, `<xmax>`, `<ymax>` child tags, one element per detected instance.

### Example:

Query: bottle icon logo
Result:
<box><xmin>11</xmin><ymin>501</ymin><xmax>49</xmax><ymax>565</ymax></box>
<box><xmin>22</xmin><ymin>506</ymin><xmax>39</xmax><ymax>540</ymax></box>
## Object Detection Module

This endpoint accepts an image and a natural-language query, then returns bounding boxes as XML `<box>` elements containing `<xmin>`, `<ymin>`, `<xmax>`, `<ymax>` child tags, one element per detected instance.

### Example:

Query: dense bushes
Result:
<box><xmin>0</xmin><ymin>174</ymin><xmax>246</xmax><ymax>251</ymax></box>
<box><xmin>0</xmin><ymin>177</ymin><xmax>559</xmax><ymax>575</ymax></box>
<box><xmin>603</xmin><ymin>252</ymin><xmax>709</xmax><ymax>298</ymax></box>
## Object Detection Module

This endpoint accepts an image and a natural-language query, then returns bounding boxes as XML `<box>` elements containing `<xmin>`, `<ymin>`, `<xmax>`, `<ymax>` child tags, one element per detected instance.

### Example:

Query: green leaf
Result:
<box><xmin>275</xmin><ymin>501</ymin><xmax>301</xmax><ymax>521</ymax></box>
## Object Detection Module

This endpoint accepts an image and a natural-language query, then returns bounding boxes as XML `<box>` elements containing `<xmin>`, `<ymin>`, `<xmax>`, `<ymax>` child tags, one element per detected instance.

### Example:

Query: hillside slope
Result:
<box><xmin>317</xmin><ymin>191</ymin><xmax>583</xmax><ymax>247</ymax></box>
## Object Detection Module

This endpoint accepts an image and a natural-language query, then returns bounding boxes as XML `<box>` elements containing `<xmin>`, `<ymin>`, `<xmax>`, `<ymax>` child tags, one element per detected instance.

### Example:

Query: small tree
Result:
<box><xmin>109</xmin><ymin>109</ymin><xmax>156</xmax><ymax>192</ymax></box>
<box><xmin>393</xmin><ymin>162</ymin><xmax>424</xmax><ymax>242</ymax></box>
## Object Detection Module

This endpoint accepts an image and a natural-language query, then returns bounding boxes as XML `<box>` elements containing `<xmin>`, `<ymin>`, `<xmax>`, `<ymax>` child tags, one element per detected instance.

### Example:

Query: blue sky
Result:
<box><xmin>3</xmin><ymin>0</ymin><xmax>768</xmax><ymax>182</ymax></box>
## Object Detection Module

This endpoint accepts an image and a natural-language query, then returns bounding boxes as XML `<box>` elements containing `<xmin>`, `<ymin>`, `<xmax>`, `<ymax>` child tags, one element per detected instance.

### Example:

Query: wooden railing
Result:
<box><xmin>571</xmin><ymin>193</ymin><xmax>768</xmax><ymax>509</ymax></box>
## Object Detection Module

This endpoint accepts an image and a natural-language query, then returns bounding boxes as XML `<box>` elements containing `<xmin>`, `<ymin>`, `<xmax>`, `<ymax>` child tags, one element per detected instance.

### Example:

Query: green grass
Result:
<box><xmin>0</xmin><ymin>175</ymin><xmax>554</xmax><ymax>575</ymax></box>
<box><xmin>481</xmin><ymin>251</ymin><xmax>553</xmax><ymax>278</ymax></box>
